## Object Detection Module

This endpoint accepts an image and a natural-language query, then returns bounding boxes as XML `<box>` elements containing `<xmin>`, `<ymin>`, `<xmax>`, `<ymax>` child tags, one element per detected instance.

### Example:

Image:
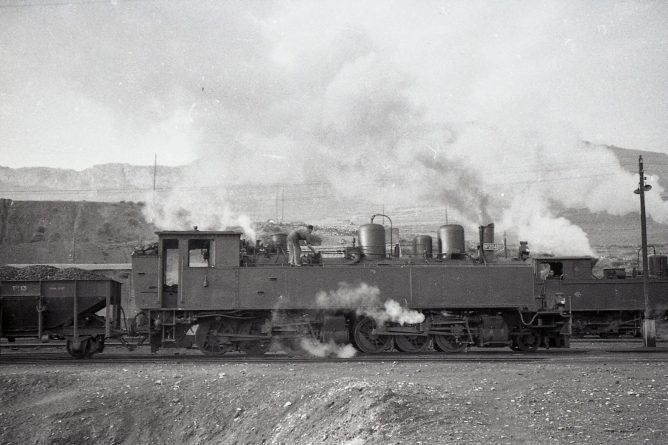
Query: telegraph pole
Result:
<box><xmin>636</xmin><ymin>156</ymin><xmax>656</xmax><ymax>347</ymax></box>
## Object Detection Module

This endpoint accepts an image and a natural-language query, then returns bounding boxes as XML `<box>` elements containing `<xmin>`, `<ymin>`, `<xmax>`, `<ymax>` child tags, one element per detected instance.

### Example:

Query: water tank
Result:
<box><xmin>648</xmin><ymin>254</ymin><xmax>668</xmax><ymax>277</ymax></box>
<box><xmin>438</xmin><ymin>224</ymin><xmax>465</xmax><ymax>258</ymax></box>
<box><xmin>358</xmin><ymin>223</ymin><xmax>386</xmax><ymax>258</ymax></box>
<box><xmin>271</xmin><ymin>233</ymin><xmax>288</xmax><ymax>252</ymax></box>
<box><xmin>413</xmin><ymin>235</ymin><xmax>433</xmax><ymax>258</ymax></box>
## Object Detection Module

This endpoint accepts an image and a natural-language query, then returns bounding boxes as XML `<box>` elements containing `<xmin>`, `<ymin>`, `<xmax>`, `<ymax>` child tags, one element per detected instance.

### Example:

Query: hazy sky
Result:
<box><xmin>1</xmin><ymin>0</ymin><xmax>667</xmax><ymax>170</ymax></box>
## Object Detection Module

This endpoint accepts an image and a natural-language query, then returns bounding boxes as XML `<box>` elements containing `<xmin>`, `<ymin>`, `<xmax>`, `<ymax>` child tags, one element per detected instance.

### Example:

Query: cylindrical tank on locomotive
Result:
<box><xmin>413</xmin><ymin>235</ymin><xmax>433</xmax><ymax>258</ymax></box>
<box><xmin>358</xmin><ymin>223</ymin><xmax>386</xmax><ymax>259</ymax></box>
<box><xmin>437</xmin><ymin>224</ymin><xmax>465</xmax><ymax>259</ymax></box>
<box><xmin>648</xmin><ymin>254</ymin><xmax>668</xmax><ymax>278</ymax></box>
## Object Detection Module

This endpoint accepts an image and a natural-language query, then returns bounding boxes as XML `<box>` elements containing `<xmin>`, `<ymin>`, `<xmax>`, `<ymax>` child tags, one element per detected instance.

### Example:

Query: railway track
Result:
<box><xmin>2</xmin><ymin>346</ymin><xmax>668</xmax><ymax>366</ymax></box>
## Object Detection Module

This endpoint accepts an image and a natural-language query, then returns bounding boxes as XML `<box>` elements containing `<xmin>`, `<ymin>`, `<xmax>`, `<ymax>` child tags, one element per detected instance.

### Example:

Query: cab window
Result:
<box><xmin>163</xmin><ymin>239</ymin><xmax>179</xmax><ymax>287</ymax></box>
<box><xmin>545</xmin><ymin>261</ymin><xmax>564</xmax><ymax>278</ymax></box>
<box><xmin>189</xmin><ymin>239</ymin><xmax>213</xmax><ymax>267</ymax></box>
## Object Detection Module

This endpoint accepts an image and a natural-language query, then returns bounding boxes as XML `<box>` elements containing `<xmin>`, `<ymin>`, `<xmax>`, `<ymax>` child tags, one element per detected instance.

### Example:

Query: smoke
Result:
<box><xmin>6</xmin><ymin>3</ymin><xmax>668</xmax><ymax>253</ymax></box>
<box><xmin>316</xmin><ymin>282</ymin><xmax>425</xmax><ymax>326</ymax></box>
<box><xmin>175</xmin><ymin>23</ymin><xmax>668</xmax><ymax>255</ymax></box>
<box><xmin>299</xmin><ymin>338</ymin><xmax>357</xmax><ymax>358</ymax></box>
<box><xmin>142</xmin><ymin>160</ymin><xmax>257</xmax><ymax>240</ymax></box>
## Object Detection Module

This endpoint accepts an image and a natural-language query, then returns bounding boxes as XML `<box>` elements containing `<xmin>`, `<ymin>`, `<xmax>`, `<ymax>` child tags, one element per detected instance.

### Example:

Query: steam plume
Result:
<box><xmin>316</xmin><ymin>282</ymin><xmax>425</xmax><ymax>326</ymax></box>
<box><xmin>299</xmin><ymin>338</ymin><xmax>357</xmax><ymax>358</ymax></box>
<box><xmin>9</xmin><ymin>4</ymin><xmax>667</xmax><ymax>255</ymax></box>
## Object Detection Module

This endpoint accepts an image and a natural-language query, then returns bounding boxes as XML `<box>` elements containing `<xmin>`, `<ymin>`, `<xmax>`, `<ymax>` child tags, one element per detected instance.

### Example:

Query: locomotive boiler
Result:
<box><xmin>130</xmin><ymin>219</ymin><xmax>571</xmax><ymax>355</ymax></box>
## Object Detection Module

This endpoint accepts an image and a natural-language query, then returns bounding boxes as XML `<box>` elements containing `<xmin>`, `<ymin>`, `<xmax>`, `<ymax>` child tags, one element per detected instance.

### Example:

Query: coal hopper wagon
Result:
<box><xmin>130</xmin><ymin>216</ymin><xmax>571</xmax><ymax>355</ymax></box>
<box><xmin>0</xmin><ymin>267</ymin><xmax>122</xmax><ymax>358</ymax></box>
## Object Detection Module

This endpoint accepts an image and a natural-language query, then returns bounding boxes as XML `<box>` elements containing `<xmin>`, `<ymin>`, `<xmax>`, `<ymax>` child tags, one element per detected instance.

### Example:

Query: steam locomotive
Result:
<box><xmin>126</xmin><ymin>217</ymin><xmax>571</xmax><ymax>356</ymax></box>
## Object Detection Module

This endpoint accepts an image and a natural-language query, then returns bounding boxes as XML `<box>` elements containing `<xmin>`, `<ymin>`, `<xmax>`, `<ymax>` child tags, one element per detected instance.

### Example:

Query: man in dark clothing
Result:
<box><xmin>287</xmin><ymin>225</ymin><xmax>315</xmax><ymax>266</ymax></box>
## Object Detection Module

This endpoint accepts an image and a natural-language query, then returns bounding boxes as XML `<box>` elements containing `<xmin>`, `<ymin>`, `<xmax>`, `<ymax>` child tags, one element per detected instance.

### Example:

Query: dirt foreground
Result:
<box><xmin>1</xmin><ymin>353</ymin><xmax>667</xmax><ymax>444</ymax></box>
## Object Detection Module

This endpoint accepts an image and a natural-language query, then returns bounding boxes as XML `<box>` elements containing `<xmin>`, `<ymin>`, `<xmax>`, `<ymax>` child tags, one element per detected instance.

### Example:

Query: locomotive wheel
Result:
<box><xmin>196</xmin><ymin>319</ymin><xmax>236</xmax><ymax>355</ymax></box>
<box><xmin>516</xmin><ymin>331</ymin><xmax>540</xmax><ymax>352</ymax></box>
<box><xmin>351</xmin><ymin>317</ymin><xmax>392</xmax><ymax>353</ymax></box>
<box><xmin>394</xmin><ymin>335</ymin><xmax>430</xmax><ymax>353</ymax></box>
<box><xmin>432</xmin><ymin>334</ymin><xmax>466</xmax><ymax>353</ymax></box>
<box><xmin>242</xmin><ymin>340</ymin><xmax>271</xmax><ymax>356</ymax></box>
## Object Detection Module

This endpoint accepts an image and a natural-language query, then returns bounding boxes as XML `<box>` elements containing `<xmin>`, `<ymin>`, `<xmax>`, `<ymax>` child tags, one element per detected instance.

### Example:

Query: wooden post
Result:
<box><xmin>73</xmin><ymin>280</ymin><xmax>78</xmax><ymax>342</ymax></box>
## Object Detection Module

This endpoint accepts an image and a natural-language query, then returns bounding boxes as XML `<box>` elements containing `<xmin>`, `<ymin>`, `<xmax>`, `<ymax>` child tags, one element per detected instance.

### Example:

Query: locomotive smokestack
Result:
<box><xmin>478</xmin><ymin>223</ymin><xmax>495</xmax><ymax>263</ymax></box>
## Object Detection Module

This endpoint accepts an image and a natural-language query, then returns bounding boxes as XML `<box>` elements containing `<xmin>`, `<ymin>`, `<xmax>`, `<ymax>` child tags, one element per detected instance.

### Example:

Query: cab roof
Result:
<box><xmin>533</xmin><ymin>256</ymin><xmax>595</xmax><ymax>261</ymax></box>
<box><xmin>156</xmin><ymin>230</ymin><xmax>243</xmax><ymax>236</ymax></box>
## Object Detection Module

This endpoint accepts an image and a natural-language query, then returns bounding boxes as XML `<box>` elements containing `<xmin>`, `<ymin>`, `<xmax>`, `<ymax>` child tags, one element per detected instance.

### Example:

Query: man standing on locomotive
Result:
<box><xmin>287</xmin><ymin>225</ymin><xmax>316</xmax><ymax>266</ymax></box>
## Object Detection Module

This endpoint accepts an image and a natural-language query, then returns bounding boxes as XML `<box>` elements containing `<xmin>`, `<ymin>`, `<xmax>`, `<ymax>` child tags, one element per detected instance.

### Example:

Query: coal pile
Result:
<box><xmin>0</xmin><ymin>265</ymin><xmax>109</xmax><ymax>281</ymax></box>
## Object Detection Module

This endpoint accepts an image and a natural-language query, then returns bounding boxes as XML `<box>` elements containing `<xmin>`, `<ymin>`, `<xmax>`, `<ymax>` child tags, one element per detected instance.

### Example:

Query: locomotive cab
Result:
<box><xmin>534</xmin><ymin>256</ymin><xmax>597</xmax><ymax>281</ymax></box>
<box><xmin>133</xmin><ymin>230</ymin><xmax>243</xmax><ymax>310</ymax></box>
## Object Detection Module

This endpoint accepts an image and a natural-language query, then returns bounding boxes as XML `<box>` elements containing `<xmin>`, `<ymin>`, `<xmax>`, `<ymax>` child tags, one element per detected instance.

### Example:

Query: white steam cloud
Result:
<box><xmin>143</xmin><ymin>168</ymin><xmax>257</xmax><ymax>241</ymax></box>
<box><xmin>316</xmin><ymin>282</ymin><xmax>425</xmax><ymax>326</ymax></box>
<box><xmin>5</xmin><ymin>3</ymin><xmax>668</xmax><ymax>254</ymax></box>
<box><xmin>299</xmin><ymin>338</ymin><xmax>357</xmax><ymax>359</ymax></box>
<box><xmin>143</xmin><ymin>21</ymin><xmax>668</xmax><ymax>255</ymax></box>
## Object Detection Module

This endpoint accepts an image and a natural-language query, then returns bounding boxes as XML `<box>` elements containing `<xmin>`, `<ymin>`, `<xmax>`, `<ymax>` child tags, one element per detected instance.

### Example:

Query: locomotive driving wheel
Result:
<box><xmin>242</xmin><ymin>340</ymin><xmax>271</xmax><ymax>356</ymax></box>
<box><xmin>516</xmin><ymin>330</ymin><xmax>541</xmax><ymax>352</ymax></box>
<box><xmin>394</xmin><ymin>335</ymin><xmax>430</xmax><ymax>353</ymax></box>
<box><xmin>238</xmin><ymin>318</ymin><xmax>271</xmax><ymax>355</ymax></box>
<box><xmin>432</xmin><ymin>334</ymin><xmax>467</xmax><ymax>353</ymax></box>
<box><xmin>352</xmin><ymin>317</ymin><xmax>392</xmax><ymax>353</ymax></box>
<box><xmin>196</xmin><ymin>319</ymin><xmax>237</xmax><ymax>355</ymax></box>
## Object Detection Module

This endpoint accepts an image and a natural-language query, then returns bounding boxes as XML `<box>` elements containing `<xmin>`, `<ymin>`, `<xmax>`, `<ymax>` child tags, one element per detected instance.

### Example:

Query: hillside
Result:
<box><xmin>0</xmin><ymin>195</ymin><xmax>667</xmax><ymax>266</ymax></box>
<box><xmin>1</xmin><ymin>145</ymin><xmax>668</xmax><ymax>264</ymax></box>
<box><xmin>1</xmin><ymin>145</ymin><xmax>667</xmax><ymax>207</ymax></box>
<box><xmin>0</xmin><ymin>199</ymin><xmax>157</xmax><ymax>264</ymax></box>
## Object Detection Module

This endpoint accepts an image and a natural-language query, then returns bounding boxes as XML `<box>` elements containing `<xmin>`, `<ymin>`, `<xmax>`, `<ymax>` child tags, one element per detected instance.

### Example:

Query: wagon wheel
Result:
<box><xmin>94</xmin><ymin>335</ymin><xmax>106</xmax><ymax>354</ymax></box>
<box><xmin>432</xmin><ymin>334</ymin><xmax>467</xmax><ymax>353</ymax></box>
<box><xmin>351</xmin><ymin>317</ymin><xmax>392</xmax><ymax>353</ymax></box>
<box><xmin>516</xmin><ymin>330</ymin><xmax>541</xmax><ymax>352</ymax></box>
<box><xmin>66</xmin><ymin>338</ymin><xmax>92</xmax><ymax>359</ymax></box>
<box><xmin>196</xmin><ymin>319</ymin><xmax>236</xmax><ymax>355</ymax></box>
<box><xmin>394</xmin><ymin>335</ymin><xmax>430</xmax><ymax>353</ymax></box>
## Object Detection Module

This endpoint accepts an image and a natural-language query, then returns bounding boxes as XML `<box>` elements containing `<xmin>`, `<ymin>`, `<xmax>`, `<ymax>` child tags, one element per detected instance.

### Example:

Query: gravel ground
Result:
<box><xmin>1</xmin><ymin>343</ymin><xmax>667</xmax><ymax>444</ymax></box>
